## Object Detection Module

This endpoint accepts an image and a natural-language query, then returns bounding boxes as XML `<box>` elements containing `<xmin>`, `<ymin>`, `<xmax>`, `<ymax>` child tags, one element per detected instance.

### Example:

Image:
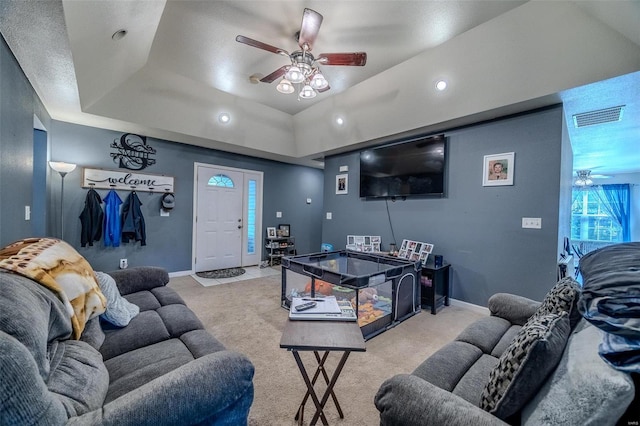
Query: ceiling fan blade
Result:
<box><xmin>236</xmin><ymin>35</ymin><xmax>289</xmax><ymax>56</ymax></box>
<box><xmin>317</xmin><ymin>52</ymin><xmax>367</xmax><ymax>66</ymax></box>
<box><xmin>317</xmin><ymin>84</ymin><xmax>331</xmax><ymax>93</ymax></box>
<box><xmin>298</xmin><ymin>8</ymin><xmax>323</xmax><ymax>50</ymax></box>
<box><xmin>260</xmin><ymin>65</ymin><xmax>288</xmax><ymax>83</ymax></box>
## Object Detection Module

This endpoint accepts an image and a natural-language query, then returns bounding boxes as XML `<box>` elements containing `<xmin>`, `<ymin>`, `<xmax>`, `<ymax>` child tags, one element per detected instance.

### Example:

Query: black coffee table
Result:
<box><xmin>280</xmin><ymin>320</ymin><xmax>366</xmax><ymax>425</ymax></box>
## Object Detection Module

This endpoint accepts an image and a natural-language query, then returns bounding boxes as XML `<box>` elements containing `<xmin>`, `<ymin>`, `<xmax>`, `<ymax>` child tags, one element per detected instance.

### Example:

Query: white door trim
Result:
<box><xmin>192</xmin><ymin>162</ymin><xmax>264</xmax><ymax>272</ymax></box>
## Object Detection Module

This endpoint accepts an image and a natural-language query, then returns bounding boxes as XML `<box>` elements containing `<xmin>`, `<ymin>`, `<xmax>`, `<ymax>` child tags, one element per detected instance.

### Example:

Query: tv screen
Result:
<box><xmin>359</xmin><ymin>135</ymin><xmax>446</xmax><ymax>198</ymax></box>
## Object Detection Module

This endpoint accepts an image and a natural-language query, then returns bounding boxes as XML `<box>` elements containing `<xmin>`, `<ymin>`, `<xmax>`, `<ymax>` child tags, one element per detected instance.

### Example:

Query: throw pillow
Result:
<box><xmin>95</xmin><ymin>271</ymin><xmax>139</xmax><ymax>327</ymax></box>
<box><xmin>534</xmin><ymin>277</ymin><xmax>581</xmax><ymax>328</ymax></box>
<box><xmin>521</xmin><ymin>321</ymin><xmax>635</xmax><ymax>425</ymax></box>
<box><xmin>480</xmin><ymin>312</ymin><xmax>571</xmax><ymax>420</ymax></box>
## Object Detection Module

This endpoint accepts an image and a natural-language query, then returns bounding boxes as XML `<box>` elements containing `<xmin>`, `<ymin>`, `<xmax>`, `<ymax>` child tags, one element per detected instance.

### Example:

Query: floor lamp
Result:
<box><xmin>49</xmin><ymin>161</ymin><xmax>77</xmax><ymax>240</ymax></box>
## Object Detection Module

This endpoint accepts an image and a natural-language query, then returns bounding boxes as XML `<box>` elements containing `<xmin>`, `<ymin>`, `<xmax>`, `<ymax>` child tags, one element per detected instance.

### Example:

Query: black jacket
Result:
<box><xmin>121</xmin><ymin>191</ymin><xmax>146</xmax><ymax>246</ymax></box>
<box><xmin>79</xmin><ymin>188</ymin><xmax>104</xmax><ymax>247</ymax></box>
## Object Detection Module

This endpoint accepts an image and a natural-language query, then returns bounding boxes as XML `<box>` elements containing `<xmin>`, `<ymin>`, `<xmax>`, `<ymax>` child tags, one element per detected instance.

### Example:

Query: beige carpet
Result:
<box><xmin>169</xmin><ymin>274</ymin><xmax>486</xmax><ymax>426</ymax></box>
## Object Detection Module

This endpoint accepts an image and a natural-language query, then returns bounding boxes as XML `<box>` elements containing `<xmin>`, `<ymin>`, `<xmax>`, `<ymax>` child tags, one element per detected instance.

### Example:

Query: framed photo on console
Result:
<box><xmin>483</xmin><ymin>152</ymin><xmax>514</xmax><ymax>186</ymax></box>
<box><xmin>278</xmin><ymin>224</ymin><xmax>290</xmax><ymax>237</ymax></box>
<box><xmin>266</xmin><ymin>227</ymin><xmax>277</xmax><ymax>239</ymax></box>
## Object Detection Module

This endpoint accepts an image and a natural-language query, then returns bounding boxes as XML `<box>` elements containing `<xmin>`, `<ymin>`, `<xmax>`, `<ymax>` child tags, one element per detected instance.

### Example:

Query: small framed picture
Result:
<box><xmin>278</xmin><ymin>224</ymin><xmax>290</xmax><ymax>237</ymax></box>
<box><xmin>483</xmin><ymin>152</ymin><xmax>515</xmax><ymax>186</ymax></box>
<box><xmin>266</xmin><ymin>227</ymin><xmax>277</xmax><ymax>239</ymax></box>
<box><xmin>336</xmin><ymin>174</ymin><xmax>348</xmax><ymax>195</ymax></box>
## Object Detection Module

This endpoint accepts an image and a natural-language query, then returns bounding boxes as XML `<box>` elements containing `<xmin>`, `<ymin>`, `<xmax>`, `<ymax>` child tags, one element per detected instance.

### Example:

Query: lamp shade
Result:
<box><xmin>299</xmin><ymin>84</ymin><xmax>317</xmax><ymax>99</ymax></box>
<box><xmin>285</xmin><ymin>65</ymin><xmax>304</xmax><ymax>84</ymax></box>
<box><xmin>276</xmin><ymin>78</ymin><xmax>295</xmax><ymax>94</ymax></box>
<box><xmin>49</xmin><ymin>161</ymin><xmax>77</xmax><ymax>174</ymax></box>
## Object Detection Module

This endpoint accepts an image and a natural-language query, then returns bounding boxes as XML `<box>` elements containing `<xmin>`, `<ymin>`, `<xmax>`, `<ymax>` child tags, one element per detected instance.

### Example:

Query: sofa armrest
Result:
<box><xmin>488</xmin><ymin>293</ymin><xmax>541</xmax><ymax>326</ymax></box>
<box><xmin>68</xmin><ymin>350</ymin><xmax>254</xmax><ymax>426</ymax></box>
<box><xmin>375</xmin><ymin>374</ymin><xmax>508</xmax><ymax>426</ymax></box>
<box><xmin>106</xmin><ymin>267</ymin><xmax>169</xmax><ymax>295</ymax></box>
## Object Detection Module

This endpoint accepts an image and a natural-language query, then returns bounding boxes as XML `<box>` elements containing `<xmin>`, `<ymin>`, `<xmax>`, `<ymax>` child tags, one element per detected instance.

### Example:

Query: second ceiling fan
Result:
<box><xmin>236</xmin><ymin>8</ymin><xmax>367</xmax><ymax>99</ymax></box>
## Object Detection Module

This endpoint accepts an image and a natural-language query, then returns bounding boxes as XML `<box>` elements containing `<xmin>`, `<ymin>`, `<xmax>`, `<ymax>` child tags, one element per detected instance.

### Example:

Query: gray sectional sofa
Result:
<box><xmin>1</xmin><ymin>266</ymin><xmax>254</xmax><ymax>425</ymax></box>
<box><xmin>375</xmin><ymin>262</ymin><xmax>638</xmax><ymax>425</ymax></box>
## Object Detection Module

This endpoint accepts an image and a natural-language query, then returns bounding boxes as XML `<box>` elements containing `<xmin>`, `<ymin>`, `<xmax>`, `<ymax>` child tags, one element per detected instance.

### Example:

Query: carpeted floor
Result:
<box><xmin>169</xmin><ymin>274</ymin><xmax>487</xmax><ymax>426</ymax></box>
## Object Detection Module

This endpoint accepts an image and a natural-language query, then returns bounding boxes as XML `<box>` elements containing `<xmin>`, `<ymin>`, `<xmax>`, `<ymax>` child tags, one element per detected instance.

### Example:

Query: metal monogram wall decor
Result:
<box><xmin>111</xmin><ymin>133</ymin><xmax>156</xmax><ymax>170</ymax></box>
<box><xmin>82</xmin><ymin>168</ymin><xmax>174</xmax><ymax>193</ymax></box>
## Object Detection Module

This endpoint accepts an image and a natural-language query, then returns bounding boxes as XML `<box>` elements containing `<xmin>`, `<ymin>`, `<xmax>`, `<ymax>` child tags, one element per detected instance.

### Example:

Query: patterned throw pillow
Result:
<box><xmin>480</xmin><ymin>312</ymin><xmax>571</xmax><ymax>420</ymax></box>
<box><xmin>535</xmin><ymin>277</ymin><xmax>581</xmax><ymax>328</ymax></box>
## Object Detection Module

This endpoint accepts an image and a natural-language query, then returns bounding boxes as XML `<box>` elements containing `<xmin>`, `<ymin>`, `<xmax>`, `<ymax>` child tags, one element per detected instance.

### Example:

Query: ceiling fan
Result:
<box><xmin>236</xmin><ymin>8</ymin><xmax>367</xmax><ymax>99</ymax></box>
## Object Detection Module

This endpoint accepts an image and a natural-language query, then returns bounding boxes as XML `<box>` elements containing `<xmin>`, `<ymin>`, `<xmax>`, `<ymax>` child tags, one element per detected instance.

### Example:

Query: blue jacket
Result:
<box><xmin>121</xmin><ymin>192</ymin><xmax>146</xmax><ymax>246</ymax></box>
<box><xmin>103</xmin><ymin>190</ymin><xmax>122</xmax><ymax>247</ymax></box>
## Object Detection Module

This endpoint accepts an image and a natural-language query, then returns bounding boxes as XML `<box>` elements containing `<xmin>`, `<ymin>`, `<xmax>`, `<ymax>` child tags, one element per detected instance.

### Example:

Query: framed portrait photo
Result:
<box><xmin>483</xmin><ymin>152</ymin><xmax>515</xmax><ymax>186</ymax></box>
<box><xmin>266</xmin><ymin>227</ymin><xmax>277</xmax><ymax>239</ymax></box>
<box><xmin>336</xmin><ymin>174</ymin><xmax>348</xmax><ymax>195</ymax></box>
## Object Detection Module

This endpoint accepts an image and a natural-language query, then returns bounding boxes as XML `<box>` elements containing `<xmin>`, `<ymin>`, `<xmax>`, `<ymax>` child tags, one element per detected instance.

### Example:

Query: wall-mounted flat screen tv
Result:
<box><xmin>360</xmin><ymin>134</ymin><xmax>446</xmax><ymax>198</ymax></box>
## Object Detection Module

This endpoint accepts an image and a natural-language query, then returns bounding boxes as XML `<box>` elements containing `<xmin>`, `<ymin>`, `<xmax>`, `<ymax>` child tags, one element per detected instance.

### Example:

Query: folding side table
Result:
<box><xmin>280</xmin><ymin>319</ymin><xmax>366</xmax><ymax>425</ymax></box>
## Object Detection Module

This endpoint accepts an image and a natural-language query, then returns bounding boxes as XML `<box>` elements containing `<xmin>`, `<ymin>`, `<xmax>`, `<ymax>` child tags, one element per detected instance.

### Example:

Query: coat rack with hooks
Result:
<box><xmin>81</xmin><ymin>167</ymin><xmax>174</xmax><ymax>193</ymax></box>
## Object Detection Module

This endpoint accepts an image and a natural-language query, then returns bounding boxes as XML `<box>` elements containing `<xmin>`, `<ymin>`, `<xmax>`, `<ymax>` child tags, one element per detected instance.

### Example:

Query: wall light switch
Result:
<box><xmin>522</xmin><ymin>217</ymin><xmax>542</xmax><ymax>229</ymax></box>
<box><xmin>25</xmin><ymin>205</ymin><xmax>31</xmax><ymax>221</ymax></box>
<box><xmin>326</xmin><ymin>212</ymin><xmax>332</xmax><ymax>220</ymax></box>
<box><xmin>276</xmin><ymin>211</ymin><xmax>282</xmax><ymax>218</ymax></box>
<box><xmin>339</xmin><ymin>165</ymin><xmax>349</xmax><ymax>172</ymax></box>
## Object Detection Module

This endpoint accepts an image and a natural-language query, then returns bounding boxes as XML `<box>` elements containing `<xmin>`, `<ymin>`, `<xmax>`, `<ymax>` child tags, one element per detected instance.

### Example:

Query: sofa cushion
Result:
<box><xmin>100</xmin><ymin>310</ymin><xmax>171</xmax><ymax>361</ymax></box>
<box><xmin>46</xmin><ymin>339</ymin><xmax>109</xmax><ymax>417</ymax></box>
<box><xmin>456</xmin><ymin>316</ymin><xmax>512</xmax><ymax>355</ymax></box>
<box><xmin>534</xmin><ymin>277</ymin><xmax>581</xmax><ymax>328</ymax></box>
<box><xmin>95</xmin><ymin>271</ymin><xmax>139</xmax><ymax>326</ymax></box>
<box><xmin>104</xmin><ymin>338</ymin><xmax>196</xmax><ymax>403</ymax></box>
<box><xmin>479</xmin><ymin>312</ymin><xmax>570</xmax><ymax>420</ymax></box>
<box><xmin>451</xmin><ymin>354</ymin><xmax>499</xmax><ymax>406</ymax></box>
<box><xmin>412</xmin><ymin>341</ymin><xmax>483</xmax><ymax>392</ymax></box>
<box><xmin>521</xmin><ymin>320</ymin><xmax>635</xmax><ymax>426</ymax></box>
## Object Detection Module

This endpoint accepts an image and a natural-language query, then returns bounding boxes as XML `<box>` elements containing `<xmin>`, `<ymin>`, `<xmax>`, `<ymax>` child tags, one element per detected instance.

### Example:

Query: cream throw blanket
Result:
<box><xmin>0</xmin><ymin>238</ymin><xmax>107</xmax><ymax>339</ymax></box>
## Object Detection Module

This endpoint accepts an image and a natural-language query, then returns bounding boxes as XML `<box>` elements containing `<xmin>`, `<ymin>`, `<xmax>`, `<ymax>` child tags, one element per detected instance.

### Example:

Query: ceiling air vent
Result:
<box><xmin>573</xmin><ymin>105</ymin><xmax>624</xmax><ymax>128</ymax></box>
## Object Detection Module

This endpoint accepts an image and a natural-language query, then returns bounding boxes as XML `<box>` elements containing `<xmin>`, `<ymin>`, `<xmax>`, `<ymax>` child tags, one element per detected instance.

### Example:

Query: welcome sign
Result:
<box><xmin>82</xmin><ymin>168</ymin><xmax>174</xmax><ymax>193</ymax></box>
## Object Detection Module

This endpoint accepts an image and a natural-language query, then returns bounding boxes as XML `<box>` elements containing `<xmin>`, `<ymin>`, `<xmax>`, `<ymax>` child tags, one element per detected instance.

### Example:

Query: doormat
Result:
<box><xmin>196</xmin><ymin>267</ymin><xmax>246</xmax><ymax>279</ymax></box>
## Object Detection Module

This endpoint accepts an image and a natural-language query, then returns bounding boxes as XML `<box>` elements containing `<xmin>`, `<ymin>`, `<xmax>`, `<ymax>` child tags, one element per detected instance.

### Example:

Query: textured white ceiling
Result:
<box><xmin>1</xmin><ymin>0</ymin><xmax>639</xmax><ymax>174</ymax></box>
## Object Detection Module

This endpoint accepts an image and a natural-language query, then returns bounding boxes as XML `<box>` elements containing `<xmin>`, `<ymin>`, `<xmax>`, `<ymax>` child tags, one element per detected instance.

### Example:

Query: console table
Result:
<box><xmin>420</xmin><ymin>258</ymin><xmax>451</xmax><ymax>314</ymax></box>
<box><xmin>280</xmin><ymin>319</ymin><xmax>366</xmax><ymax>425</ymax></box>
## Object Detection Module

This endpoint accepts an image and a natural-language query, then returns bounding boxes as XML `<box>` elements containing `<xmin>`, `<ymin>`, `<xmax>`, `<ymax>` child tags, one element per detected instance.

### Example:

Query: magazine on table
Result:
<box><xmin>289</xmin><ymin>296</ymin><xmax>357</xmax><ymax>321</ymax></box>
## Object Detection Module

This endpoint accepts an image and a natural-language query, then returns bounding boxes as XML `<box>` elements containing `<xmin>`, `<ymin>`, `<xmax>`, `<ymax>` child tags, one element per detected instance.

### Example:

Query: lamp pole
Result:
<box><xmin>49</xmin><ymin>162</ymin><xmax>77</xmax><ymax>240</ymax></box>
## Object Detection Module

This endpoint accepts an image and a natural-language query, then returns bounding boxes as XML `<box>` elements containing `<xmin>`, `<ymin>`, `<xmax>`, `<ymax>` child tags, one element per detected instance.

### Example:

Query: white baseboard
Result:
<box><xmin>449</xmin><ymin>298</ymin><xmax>490</xmax><ymax>316</ymax></box>
<box><xmin>169</xmin><ymin>270</ymin><xmax>193</xmax><ymax>278</ymax></box>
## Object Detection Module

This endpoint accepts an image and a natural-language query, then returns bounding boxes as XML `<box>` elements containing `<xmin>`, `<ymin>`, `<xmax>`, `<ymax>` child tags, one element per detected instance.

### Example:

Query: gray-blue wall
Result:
<box><xmin>322</xmin><ymin>107</ymin><xmax>568</xmax><ymax>305</ymax></box>
<box><xmin>49</xmin><ymin>121</ymin><xmax>324</xmax><ymax>272</ymax></box>
<box><xmin>0</xmin><ymin>35</ymin><xmax>51</xmax><ymax>247</ymax></box>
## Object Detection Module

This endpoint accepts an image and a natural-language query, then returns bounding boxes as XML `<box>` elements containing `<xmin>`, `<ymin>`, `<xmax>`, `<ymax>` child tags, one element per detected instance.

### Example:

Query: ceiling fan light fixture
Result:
<box><xmin>285</xmin><ymin>65</ymin><xmax>304</xmax><ymax>83</ymax></box>
<box><xmin>276</xmin><ymin>78</ymin><xmax>295</xmax><ymax>94</ymax></box>
<box><xmin>310</xmin><ymin>73</ymin><xmax>328</xmax><ymax>90</ymax></box>
<box><xmin>575</xmin><ymin>170</ymin><xmax>593</xmax><ymax>186</ymax></box>
<box><xmin>299</xmin><ymin>84</ymin><xmax>317</xmax><ymax>99</ymax></box>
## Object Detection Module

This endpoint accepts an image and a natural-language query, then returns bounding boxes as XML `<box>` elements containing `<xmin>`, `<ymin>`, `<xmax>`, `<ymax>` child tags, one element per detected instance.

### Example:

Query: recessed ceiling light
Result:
<box><xmin>218</xmin><ymin>113</ymin><xmax>230</xmax><ymax>124</ymax></box>
<box><xmin>435</xmin><ymin>80</ymin><xmax>447</xmax><ymax>91</ymax></box>
<box><xmin>112</xmin><ymin>29</ymin><xmax>127</xmax><ymax>41</ymax></box>
<box><xmin>336</xmin><ymin>117</ymin><xmax>344</xmax><ymax>125</ymax></box>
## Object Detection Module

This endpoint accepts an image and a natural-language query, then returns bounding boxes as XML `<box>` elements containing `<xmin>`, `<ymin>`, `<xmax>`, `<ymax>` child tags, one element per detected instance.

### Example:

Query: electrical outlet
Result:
<box><xmin>522</xmin><ymin>217</ymin><xmax>542</xmax><ymax>229</ymax></box>
<box><xmin>119</xmin><ymin>258</ymin><xmax>128</xmax><ymax>269</ymax></box>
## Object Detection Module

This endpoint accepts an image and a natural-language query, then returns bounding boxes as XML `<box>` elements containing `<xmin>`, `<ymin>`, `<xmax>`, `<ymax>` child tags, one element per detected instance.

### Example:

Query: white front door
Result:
<box><xmin>194</xmin><ymin>164</ymin><xmax>263</xmax><ymax>272</ymax></box>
